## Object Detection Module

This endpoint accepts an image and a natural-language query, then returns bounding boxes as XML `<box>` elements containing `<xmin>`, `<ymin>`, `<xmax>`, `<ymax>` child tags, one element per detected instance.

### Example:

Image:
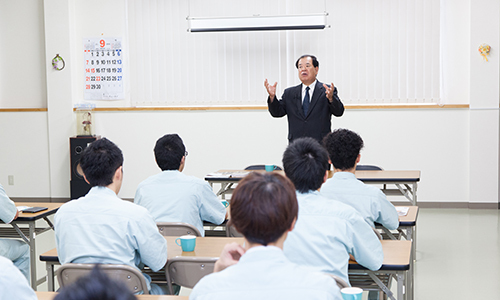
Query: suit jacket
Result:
<box><xmin>268</xmin><ymin>80</ymin><xmax>344</xmax><ymax>143</ymax></box>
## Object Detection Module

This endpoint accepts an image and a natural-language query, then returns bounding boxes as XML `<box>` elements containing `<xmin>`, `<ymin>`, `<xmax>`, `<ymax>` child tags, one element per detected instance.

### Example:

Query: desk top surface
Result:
<box><xmin>41</xmin><ymin>237</ymin><xmax>410</xmax><ymax>270</ymax></box>
<box><xmin>206</xmin><ymin>170</ymin><xmax>420</xmax><ymax>182</ymax></box>
<box><xmin>350</xmin><ymin>240</ymin><xmax>411</xmax><ymax>270</ymax></box>
<box><xmin>36</xmin><ymin>291</ymin><xmax>189</xmax><ymax>300</ymax></box>
<box><xmin>395</xmin><ymin>206</ymin><xmax>418</xmax><ymax>226</ymax></box>
<box><xmin>12</xmin><ymin>202</ymin><xmax>62</xmax><ymax>221</ymax></box>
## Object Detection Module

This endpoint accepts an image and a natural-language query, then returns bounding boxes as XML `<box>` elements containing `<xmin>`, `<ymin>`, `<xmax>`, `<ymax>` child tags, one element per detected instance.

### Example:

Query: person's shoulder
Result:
<box><xmin>284</xmin><ymin>84</ymin><xmax>302</xmax><ymax>93</ymax></box>
<box><xmin>136</xmin><ymin>172</ymin><xmax>168</xmax><ymax>188</ymax></box>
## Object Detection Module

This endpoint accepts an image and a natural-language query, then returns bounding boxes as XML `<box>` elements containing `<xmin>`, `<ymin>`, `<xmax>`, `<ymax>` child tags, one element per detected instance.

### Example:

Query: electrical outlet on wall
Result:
<box><xmin>8</xmin><ymin>175</ymin><xmax>14</xmax><ymax>185</ymax></box>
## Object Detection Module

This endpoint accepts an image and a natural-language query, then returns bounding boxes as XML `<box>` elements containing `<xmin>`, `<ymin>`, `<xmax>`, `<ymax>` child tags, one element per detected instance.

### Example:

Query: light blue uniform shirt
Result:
<box><xmin>55</xmin><ymin>186</ymin><xmax>167</xmax><ymax>292</ymax></box>
<box><xmin>284</xmin><ymin>191</ymin><xmax>384</xmax><ymax>285</ymax></box>
<box><xmin>134</xmin><ymin>171</ymin><xmax>226</xmax><ymax>236</ymax></box>
<box><xmin>190</xmin><ymin>246</ymin><xmax>342</xmax><ymax>300</ymax></box>
<box><xmin>0</xmin><ymin>184</ymin><xmax>17</xmax><ymax>224</ymax></box>
<box><xmin>0</xmin><ymin>184</ymin><xmax>30</xmax><ymax>282</ymax></box>
<box><xmin>321</xmin><ymin>172</ymin><xmax>399</xmax><ymax>230</ymax></box>
<box><xmin>0</xmin><ymin>256</ymin><xmax>36</xmax><ymax>300</ymax></box>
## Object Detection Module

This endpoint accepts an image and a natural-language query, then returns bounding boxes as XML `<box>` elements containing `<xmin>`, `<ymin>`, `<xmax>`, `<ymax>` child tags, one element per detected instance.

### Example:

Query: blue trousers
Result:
<box><xmin>0</xmin><ymin>239</ymin><xmax>30</xmax><ymax>282</ymax></box>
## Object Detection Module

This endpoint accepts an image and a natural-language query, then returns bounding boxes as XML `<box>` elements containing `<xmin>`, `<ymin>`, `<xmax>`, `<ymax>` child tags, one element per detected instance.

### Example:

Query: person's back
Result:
<box><xmin>191</xmin><ymin>246</ymin><xmax>338</xmax><ymax>300</ymax></box>
<box><xmin>134</xmin><ymin>134</ymin><xmax>226</xmax><ymax>236</ymax></box>
<box><xmin>321</xmin><ymin>172</ymin><xmax>399</xmax><ymax>229</ymax></box>
<box><xmin>321</xmin><ymin>129</ymin><xmax>398</xmax><ymax>230</ymax></box>
<box><xmin>54</xmin><ymin>138</ymin><xmax>168</xmax><ymax>294</ymax></box>
<box><xmin>56</xmin><ymin>187</ymin><xmax>165</xmax><ymax>268</ymax></box>
<box><xmin>281</xmin><ymin>137</ymin><xmax>383</xmax><ymax>285</ymax></box>
<box><xmin>0</xmin><ymin>256</ymin><xmax>36</xmax><ymax>300</ymax></box>
<box><xmin>190</xmin><ymin>172</ymin><xmax>341</xmax><ymax>300</ymax></box>
<box><xmin>284</xmin><ymin>190</ymin><xmax>383</xmax><ymax>284</ymax></box>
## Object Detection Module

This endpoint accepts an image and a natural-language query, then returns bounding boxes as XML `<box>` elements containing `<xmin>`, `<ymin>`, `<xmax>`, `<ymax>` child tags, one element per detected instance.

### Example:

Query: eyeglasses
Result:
<box><xmin>185</xmin><ymin>151</ymin><xmax>188</xmax><ymax>157</ymax></box>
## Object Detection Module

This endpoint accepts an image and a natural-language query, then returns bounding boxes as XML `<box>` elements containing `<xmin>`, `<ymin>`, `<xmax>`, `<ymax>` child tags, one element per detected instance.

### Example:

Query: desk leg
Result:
<box><xmin>46</xmin><ymin>262</ymin><xmax>55</xmax><ymax>291</ymax></box>
<box><xmin>396</xmin><ymin>273</ymin><xmax>405</xmax><ymax>300</ymax></box>
<box><xmin>29</xmin><ymin>222</ymin><xmax>37</xmax><ymax>290</ymax></box>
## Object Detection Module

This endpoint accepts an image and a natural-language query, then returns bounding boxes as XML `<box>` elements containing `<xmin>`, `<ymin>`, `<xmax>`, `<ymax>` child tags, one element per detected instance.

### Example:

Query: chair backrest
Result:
<box><xmin>372</xmin><ymin>227</ymin><xmax>383</xmax><ymax>240</ymax></box>
<box><xmin>226</xmin><ymin>224</ymin><xmax>243</xmax><ymax>237</ymax></box>
<box><xmin>165</xmin><ymin>257</ymin><xmax>217</xmax><ymax>294</ymax></box>
<box><xmin>244</xmin><ymin>165</ymin><xmax>283</xmax><ymax>171</ymax></box>
<box><xmin>156</xmin><ymin>222</ymin><xmax>201</xmax><ymax>237</ymax></box>
<box><xmin>325</xmin><ymin>274</ymin><xmax>350</xmax><ymax>289</ymax></box>
<box><xmin>355</xmin><ymin>165</ymin><xmax>383</xmax><ymax>171</ymax></box>
<box><xmin>56</xmin><ymin>263</ymin><xmax>149</xmax><ymax>294</ymax></box>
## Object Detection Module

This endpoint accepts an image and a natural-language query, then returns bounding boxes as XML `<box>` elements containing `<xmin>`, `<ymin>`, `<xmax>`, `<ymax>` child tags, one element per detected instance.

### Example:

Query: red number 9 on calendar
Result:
<box><xmin>100</xmin><ymin>39</ymin><xmax>105</xmax><ymax>48</ymax></box>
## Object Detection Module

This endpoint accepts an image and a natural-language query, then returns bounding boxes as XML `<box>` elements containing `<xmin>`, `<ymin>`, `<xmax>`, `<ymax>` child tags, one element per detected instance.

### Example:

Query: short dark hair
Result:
<box><xmin>282</xmin><ymin>137</ymin><xmax>329</xmax><ymax>193</ymax></box>
<box><xmin>323</xmin><ymin>129</ymin><xmax>364</xmax><ymax>170</ymax></box>
<box><xmin>295</xmin><ymin>54</ymin><xmax>319</xmax><ymax>68</ymax></box>
<box><xmin>79</xmin><ymin>138</ymin><xmax>123</xmax><ymax>187</ymax></box>
<box><xmin>229</xmin><ymin>172</ymin><xmax>298</xmax><ymax>246</ymax></box>
<box><xmin>154</xmin><ymin>134</ymin><xmax>186</xmax><ymax>171</ymax></box>
<box><xmin>54</xmin><ymin>265</ymin><xmax>136</xmax><ymax>300</ymax></box>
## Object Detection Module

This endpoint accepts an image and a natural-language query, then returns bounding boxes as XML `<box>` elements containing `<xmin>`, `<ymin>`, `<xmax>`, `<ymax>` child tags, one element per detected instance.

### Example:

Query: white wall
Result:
<box><xmin>0</xmin><ymin>108</ymin><xmax>470</xmax><ymax>202</ymax></box>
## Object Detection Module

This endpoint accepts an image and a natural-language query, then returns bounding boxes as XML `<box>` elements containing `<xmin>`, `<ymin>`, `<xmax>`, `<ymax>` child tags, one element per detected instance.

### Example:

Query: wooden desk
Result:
<box><xmin>349</xmin><ymin>240</ymin><xmax>413</xmax><ymax>300</ymax></box>
<box><xmin>0</xmin><ymin>202</ymin><xmax>61</xmax><ymax>290</ymax></box>
<box><xmin>36</xmin><ymin>291</ymin><xmax>189</xmax><ymax>299</ymax></box>
<box><xmin>41</xmin><ymin>237</ymin><xmax>412</xmax><ymax>300</ymax></box>
<box><xmin>40</xmin><ymin>237</ymin><xmax>245</xmax><ymax>292</ymax></box>
<box><xmin>205</xmin><ymin>170</ymin><xmax>421</xmax><ymax>205</ymax></box>
<box><xmin>376</xmin><ymin>206</ymin><xmax>418</xmax><ymax>263</ymax></box>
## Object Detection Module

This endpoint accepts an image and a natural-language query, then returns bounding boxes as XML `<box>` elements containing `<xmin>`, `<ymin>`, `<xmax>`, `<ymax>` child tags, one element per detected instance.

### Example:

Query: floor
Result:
<box><xmin>32</xmin><ymin>208</ymin><xmax>500</xmax><ymax>299</ymax></box>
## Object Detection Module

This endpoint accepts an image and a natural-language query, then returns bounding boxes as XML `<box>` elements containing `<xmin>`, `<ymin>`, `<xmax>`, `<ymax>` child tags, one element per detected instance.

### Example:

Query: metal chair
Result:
<box><xmin>56</xmin><ymin>263</ymin><xmax>149</xmax><ymax>294</ymax></box>
<box><xmin>326</xmin><ymin>274</ymin><xmax>350</xmax><ymax>289</ymax></box>
<box><xmin>244</xmin><ymin>165</ymin><xmax>283</xmax><ymax>171</ymax></box>
<box><xmin>355</xmin><ymin>165</ymin><xmax>383</xmax><ymax>171</ymax></box>
<box><xmin>165</xmin><ymin>257</ymin><xmax>217</xmax><ymax>294</ymax></box>
<box><xmin>156</xmin><ymin>222</ymin><xmax>201</xmax><ymax>237</ymax></box>
<box><xmin>225</xmin><ymin>224</ymin><xmax>243</xmax><ymax>237</ymax></box>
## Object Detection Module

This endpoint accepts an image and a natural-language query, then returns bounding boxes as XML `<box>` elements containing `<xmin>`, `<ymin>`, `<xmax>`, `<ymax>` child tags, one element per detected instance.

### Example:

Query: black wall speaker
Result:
<box><xmin>70</xmin><ymin>136</ymin><xmax>98</xmax><ymax>199</ymax></box>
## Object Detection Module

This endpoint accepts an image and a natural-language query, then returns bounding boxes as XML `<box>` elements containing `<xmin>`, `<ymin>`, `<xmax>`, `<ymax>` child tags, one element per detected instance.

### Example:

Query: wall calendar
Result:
<box><xmin>83</xmin><ymin>37</ymin><xmax>124</xmax><ymax>100</ymax></box>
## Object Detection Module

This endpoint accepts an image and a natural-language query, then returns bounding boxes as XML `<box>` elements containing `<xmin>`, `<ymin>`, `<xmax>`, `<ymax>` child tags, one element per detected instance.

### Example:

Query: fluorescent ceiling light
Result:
<box><xmin>187</xmin><ymin>14</ymin><xmax>327</xmax><ymax>32</ymax></box>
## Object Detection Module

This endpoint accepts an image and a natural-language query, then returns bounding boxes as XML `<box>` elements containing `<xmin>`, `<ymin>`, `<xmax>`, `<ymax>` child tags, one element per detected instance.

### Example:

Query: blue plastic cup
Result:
<box><xmin>265</xmin><ymin>165</ymin><xmax>275</xmax><ymax>172</ymax></box>
<box><xmin>341</xmin><ymin>287</ymin><xmax>363</xmax><ymax>300</ymax></box>
<box><xmin>175</xmin><ymin>235</ymin><xmax>197</xmax><ymax>252</ymax></box>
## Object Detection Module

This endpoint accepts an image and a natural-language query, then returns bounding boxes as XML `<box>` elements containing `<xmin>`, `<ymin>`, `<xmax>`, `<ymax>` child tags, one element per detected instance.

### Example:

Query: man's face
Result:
<box><xmin>297</xmin><ymin>57</ymin><xmax>318</xmax><ymax>85</ymax></box>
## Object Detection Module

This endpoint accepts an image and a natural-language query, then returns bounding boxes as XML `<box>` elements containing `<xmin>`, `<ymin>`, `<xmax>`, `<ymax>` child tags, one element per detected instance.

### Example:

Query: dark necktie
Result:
<box><xmin>302</xmin><ymin>86</ymin><xmax>310</xmax><ymax>116</ymax></box>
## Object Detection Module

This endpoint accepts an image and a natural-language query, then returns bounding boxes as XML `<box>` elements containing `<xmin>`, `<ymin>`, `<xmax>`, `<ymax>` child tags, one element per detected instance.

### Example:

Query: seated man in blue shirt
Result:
<box><xmin>134</xmin><ymin>134</ymin><xmax>226</xmax><ymax>236</ymax></box>
<box><xmin>55</xmin><ymin>138</ymin><xmax>169</xmax><ymax>294</ymax></box>
<box><xmin>321</xmin><ymin>129</ymin><xmax>399</xmax><ymax>230</ymax></box>
<box><xmin>0</xmin><ymin>183</ymin><xmax>30</xmax><ymax>282</ymax></box>
<box><xmin>191</xmin><ymin>172</ymin><xmax>342</xmax><ymax>300</ymax></box>
<box><xmin>282</xmin><ymin>137</ymin><xmax>383</xmax><ymax>286</ymax></box>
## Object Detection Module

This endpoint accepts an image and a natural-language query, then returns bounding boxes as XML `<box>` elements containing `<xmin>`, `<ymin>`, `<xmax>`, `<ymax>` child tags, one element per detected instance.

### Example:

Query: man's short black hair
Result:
<box><xmin>154</xmin><ymin>134</ymin><xmax>186</xmax><ymax>171</ymax></box>
<box><xmin>295</xmin><ymin>54</ymin><xmax>319</xmax><ymax>68</ymax></box>
<box><xmin>282</xmin><ymin>137</ymin><xmax>329</xmax><ymax>193</ymax></box>
<box><xmin>323</xmin><ymin>129</ymin><xmax>364</xmax><ymax>170</ymax></box>
<box><xmin>54</xmin><ymin>265</ymin><xmax>136</xmax><ymax>300</ymax></box>
<box><xmin>79</xmin><ymin>138</ymin><xmax>123</xmax><ymax>187</ymax></box>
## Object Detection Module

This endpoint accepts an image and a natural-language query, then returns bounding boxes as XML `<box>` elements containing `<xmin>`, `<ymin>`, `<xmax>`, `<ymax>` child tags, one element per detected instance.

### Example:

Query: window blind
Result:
<box><xmin>127</xmin><ymin>0</ymin><xmax>440</xmax><ymax>106</ymax></box>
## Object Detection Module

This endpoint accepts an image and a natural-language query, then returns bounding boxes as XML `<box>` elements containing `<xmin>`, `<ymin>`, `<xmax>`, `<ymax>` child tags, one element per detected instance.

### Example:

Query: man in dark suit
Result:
<box><xmin>265</xmin><ymin>55</ymin><xmax>344</xmax><ymax>144</ymax></box>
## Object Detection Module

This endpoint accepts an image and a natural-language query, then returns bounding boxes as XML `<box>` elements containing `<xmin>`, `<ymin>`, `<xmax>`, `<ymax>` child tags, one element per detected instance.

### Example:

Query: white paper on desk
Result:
<box><xmin>16</xmin><ymin>206</ymin><xmax>31</xmax><ymax>211</ymax></box>
<box><xmin>230</xmin><ymin>172</ymin><xmax>250</xmax><ymax>178</ymax></box>
<box><xmin>206</xmin><ymin>172</ymin><xmax>231</xmax><ymax>178</ymax></box>
<box><xmin>397</xmin><ymin>207</ymin><xmax>409</xmax><ymax>216</ymax></box>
